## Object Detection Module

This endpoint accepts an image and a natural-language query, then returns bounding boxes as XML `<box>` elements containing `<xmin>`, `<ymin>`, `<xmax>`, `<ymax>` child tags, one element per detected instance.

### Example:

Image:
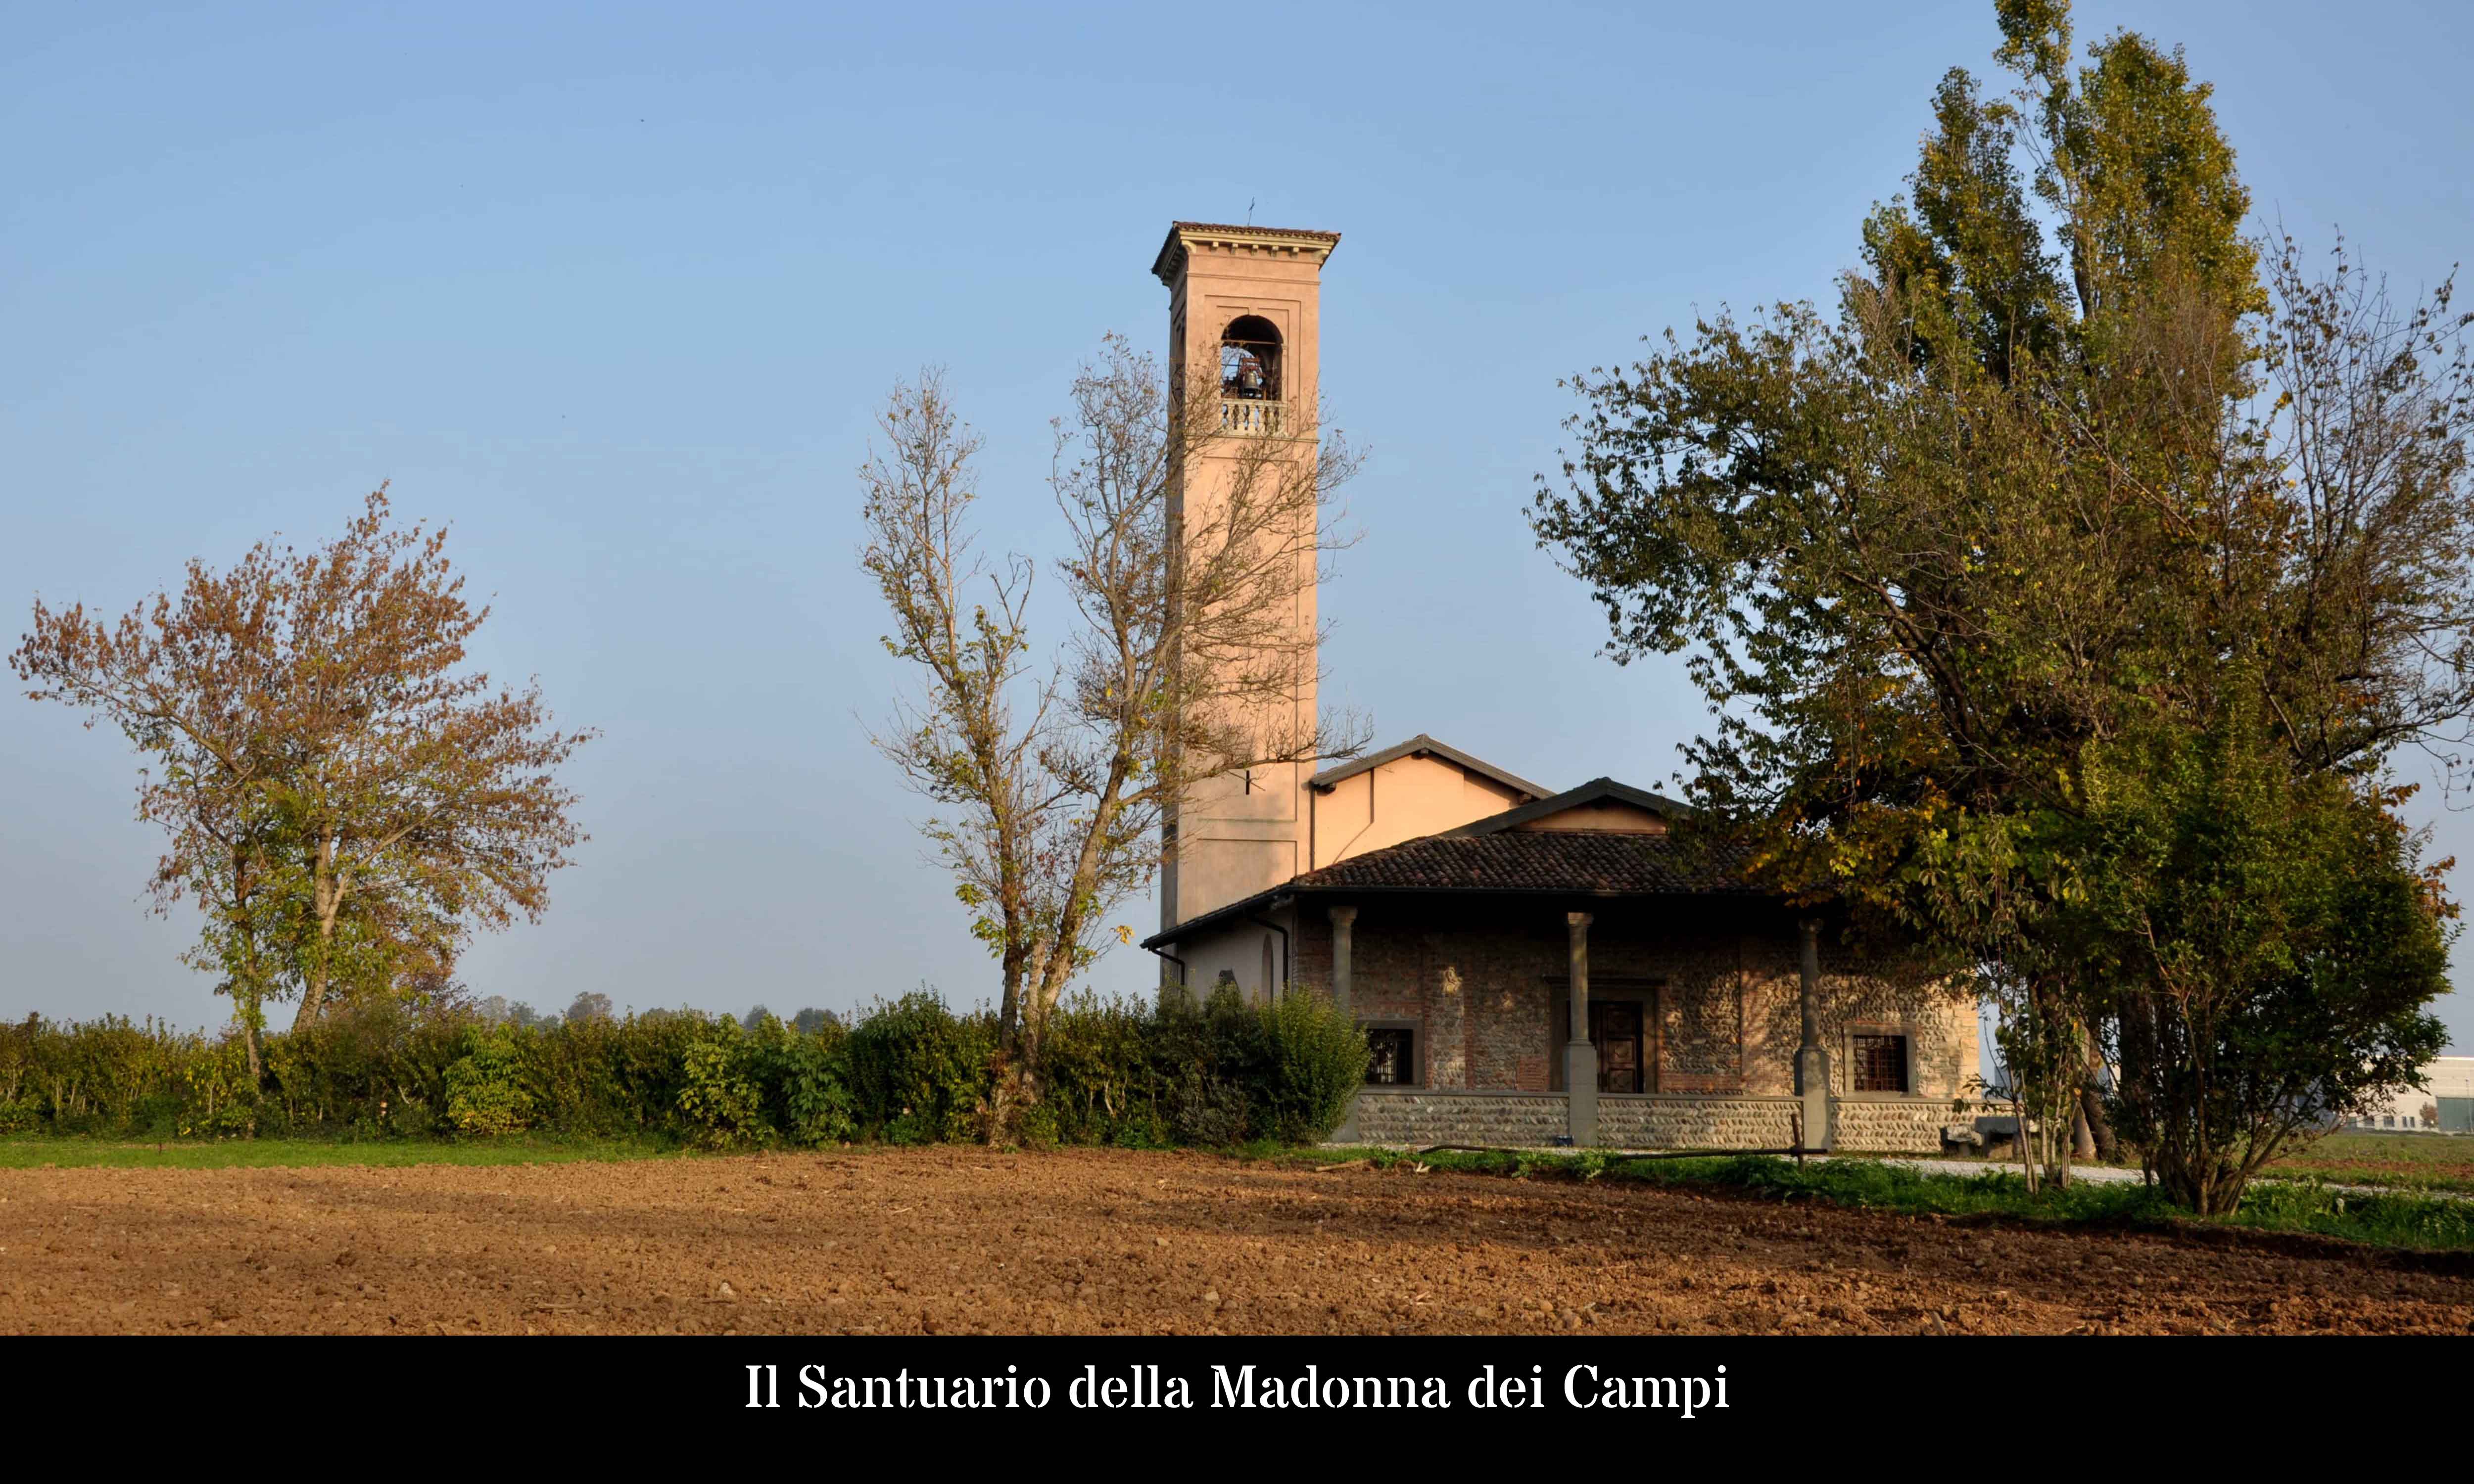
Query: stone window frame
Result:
<box><xmin>1542</xmin><ymin>976</ymin><xmax>1662</xmax><ymax>1094</ymax></box>
<box><xmin>1842</xmin><ymin>1021</ymin><xmax>1915</xmax><ymax>1099</ymax></box>
<box><xmin>1358</xmin><ymin>1019</ymin><xmax>1424</xmax><ymax>1089</ymax></box>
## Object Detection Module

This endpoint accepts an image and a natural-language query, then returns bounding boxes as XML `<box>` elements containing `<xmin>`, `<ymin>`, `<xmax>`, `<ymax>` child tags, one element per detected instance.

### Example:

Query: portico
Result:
<box><xmin>1148</xmin><ymin>774</ymin><xmax>1982</xmax><ymax>1153</ymax></box>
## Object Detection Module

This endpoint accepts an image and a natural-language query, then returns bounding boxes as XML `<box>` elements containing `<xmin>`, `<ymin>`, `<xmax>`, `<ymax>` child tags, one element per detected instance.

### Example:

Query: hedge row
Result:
<box><xmin>0</xmin><ymin>987</ymin><xmax>1368</xmax><ymax>1149</ymax></box>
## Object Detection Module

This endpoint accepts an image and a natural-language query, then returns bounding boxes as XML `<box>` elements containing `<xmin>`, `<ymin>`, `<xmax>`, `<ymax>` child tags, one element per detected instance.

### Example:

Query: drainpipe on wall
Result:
<box><xmin>1145</xmin><ymin>943</ymin><xmax>1188</xmax><ymax>1003</ymax></box>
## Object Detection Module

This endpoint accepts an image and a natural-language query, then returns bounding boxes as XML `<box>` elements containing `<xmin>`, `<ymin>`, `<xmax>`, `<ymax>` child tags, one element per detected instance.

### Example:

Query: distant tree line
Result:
<box><xmin>465</xmin><ymin>993</ymin><xmax>841</xmax><ymax>1037</ymax></box>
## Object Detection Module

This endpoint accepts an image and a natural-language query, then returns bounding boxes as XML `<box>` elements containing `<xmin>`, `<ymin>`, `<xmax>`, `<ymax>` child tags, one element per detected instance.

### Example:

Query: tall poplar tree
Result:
<box><xmin>1533</xmin><ymin>0</ymin><xmax>2469</xmax><ymax>1209</ymax></box>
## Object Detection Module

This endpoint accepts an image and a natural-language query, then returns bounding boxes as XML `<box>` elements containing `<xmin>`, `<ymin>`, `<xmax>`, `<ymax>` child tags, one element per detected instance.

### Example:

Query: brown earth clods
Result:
<box><xmin>2</xmin><ymin>1146</ymin><xmax>2468</xmax><ymax>1335</ymax></box>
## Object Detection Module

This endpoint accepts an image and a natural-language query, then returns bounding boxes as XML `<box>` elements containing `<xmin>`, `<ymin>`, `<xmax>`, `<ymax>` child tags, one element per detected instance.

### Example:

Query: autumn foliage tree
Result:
<box><xmin>862</xmin><ymin>337</ymin><xmax>1361</xmax><ymax>1128</ymax></box>
<box><xmin>1531</xmin><ymin>0</ymin><xmax>2467</xmax><ymax>1210</ymax></box>
<box><xmin>15</xmin><ymin>489</ymin><xmax>592</xmax><ymax>1075</ymax></box>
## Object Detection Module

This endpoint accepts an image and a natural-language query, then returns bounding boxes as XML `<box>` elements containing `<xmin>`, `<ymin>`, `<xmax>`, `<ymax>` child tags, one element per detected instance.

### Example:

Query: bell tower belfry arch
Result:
<box><xmin>1150</xmin><ymin>220</ymin><xmax>1341</xmax><ymax>939</ymax></box>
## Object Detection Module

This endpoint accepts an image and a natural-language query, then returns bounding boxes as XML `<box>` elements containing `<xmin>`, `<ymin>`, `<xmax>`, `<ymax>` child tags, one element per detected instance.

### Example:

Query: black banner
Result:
<box><xmin>9</xmin><ymin>1330</ymin><xmax>2459</xmax><ymax>1443</ymax></box>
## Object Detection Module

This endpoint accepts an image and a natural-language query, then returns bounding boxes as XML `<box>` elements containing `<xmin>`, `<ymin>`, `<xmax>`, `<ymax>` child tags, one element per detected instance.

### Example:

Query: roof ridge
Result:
<box><xmin>1441</xmin><ymin>776</ymin><xmax>1692</xmax><ymax>837</ymax></box>
<box><xmin>1308</xmin><ymin>733</ymin><xmax>1552</xmax><ymax>801</ymax></box>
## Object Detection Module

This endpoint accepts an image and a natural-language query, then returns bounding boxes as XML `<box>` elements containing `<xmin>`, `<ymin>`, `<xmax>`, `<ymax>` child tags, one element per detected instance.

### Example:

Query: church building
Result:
<box><xmin>1138</xmin><ymin>221</ymin><xmax>1981</xmax><ymax>1153</ymax></box>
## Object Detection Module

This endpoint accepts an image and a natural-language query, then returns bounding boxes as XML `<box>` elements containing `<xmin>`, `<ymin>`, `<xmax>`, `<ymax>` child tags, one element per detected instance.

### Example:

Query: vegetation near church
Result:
<box><xmin>1533</xmin><ymin>0</ymin><xmax>2471</xmax><ymax>1211</ymax></box>
<box><xmin>0</xmin><ymin>986</ymin><xmax>1366</xmax><ymax>1149</ymax></box>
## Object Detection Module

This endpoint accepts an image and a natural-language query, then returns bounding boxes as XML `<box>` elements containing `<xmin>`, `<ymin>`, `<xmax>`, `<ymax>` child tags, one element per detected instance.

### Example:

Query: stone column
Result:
<box><xmin>1795</xmin><ymin>918</ymin><xmax>1833</xmax><ymax>1152</ymax></box>
<box><xmin>1330</xmin><ymin>906</ymin><xmax>1361</xmax><ymax>1144</ymax></box>
<box><xmin>1566</xmin><ymin>911</ymin><xmax>1597</xmax><ymax>1148</ymax></box>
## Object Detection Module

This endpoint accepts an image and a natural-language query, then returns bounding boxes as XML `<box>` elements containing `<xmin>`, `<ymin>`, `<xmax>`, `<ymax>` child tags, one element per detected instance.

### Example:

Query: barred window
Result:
<box><xmin>1366</xmin><ymin>1028</ymin><xmax>1415</xmax><ymax>1086</ymax></box>
<box><xmin>1853</xmin><ymin>1033</ymin><xmax>1909</xmax><ymax>1094</ymax></box>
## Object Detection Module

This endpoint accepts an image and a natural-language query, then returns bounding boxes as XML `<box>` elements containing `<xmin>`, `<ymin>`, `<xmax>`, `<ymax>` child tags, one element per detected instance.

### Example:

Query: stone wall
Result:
<box><xmin>1355</xmin><ymin>1090</ymin><xmax>1970</xmax><ymax>1153</ymax></box>
<box><xmin>1355</xmin><ymin>1091</ymin><xmax>1567</xmax><ymax>1147</ymax></box>
<box><xmin>1832</xmin><ymin>1099</ymin><xmax>1980</xmax><ymax>1155</ymax></box>
<box><xmin>1599</xmin><ymin>1096</ymin><xmax>1801</xmax><ymax>1149</ymax></box>
<box><xmin>1659</xmin><ymin>974</ymin><xmax>1743</xmax><ymax>1094</ymax></box>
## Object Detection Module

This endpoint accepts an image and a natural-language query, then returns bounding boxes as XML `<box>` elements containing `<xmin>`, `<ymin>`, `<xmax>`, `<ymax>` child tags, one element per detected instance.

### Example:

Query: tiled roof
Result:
<box><xmin>1286</xmin><ymin>829</ymin><xmax>1760</xmax><ymax>897</ymax></box>
<box><xmin>1141</xmin><ymin>775</ymin><xmax>1765</xmax><ymax>950</ymax></box>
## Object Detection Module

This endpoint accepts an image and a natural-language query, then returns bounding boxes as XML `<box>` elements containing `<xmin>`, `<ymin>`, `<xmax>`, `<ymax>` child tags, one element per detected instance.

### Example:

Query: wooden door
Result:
<box><xmin>1592</xmin><ymin>1000</ymin><xmax>1646</xmax><ymax>1094</ymax></box>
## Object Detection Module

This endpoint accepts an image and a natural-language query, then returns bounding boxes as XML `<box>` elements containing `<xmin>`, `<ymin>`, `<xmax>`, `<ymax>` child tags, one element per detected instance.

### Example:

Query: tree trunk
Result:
<box><xmin>240</xmin><ymin>994</ymin><xmax>264</xmax><ymax>1085</ymax></box>
<box><xmin>294</xmin><ymin>833</ymin><xmax>341</xmax><ymax>1028</ymax></box>
<box><xmin>2079</xmin><ymin>1083</ymin><xmax>2118</xmax><ymax>1162</ymax></box>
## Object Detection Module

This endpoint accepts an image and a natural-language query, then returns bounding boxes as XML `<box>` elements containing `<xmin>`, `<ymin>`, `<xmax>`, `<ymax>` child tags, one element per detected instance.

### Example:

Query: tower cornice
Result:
<box><xmin>1151</xmin><ymin>221</ymin><xmax>1341</xmax><ymax>286</ymax></box>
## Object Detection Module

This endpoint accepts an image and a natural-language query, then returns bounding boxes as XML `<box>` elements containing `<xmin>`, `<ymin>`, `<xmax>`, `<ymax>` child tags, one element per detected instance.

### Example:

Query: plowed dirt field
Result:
<box><xmin>4</xmin><ymin>1146</ymin><xmax>2466</xmax><ymax>1334</ymax></box>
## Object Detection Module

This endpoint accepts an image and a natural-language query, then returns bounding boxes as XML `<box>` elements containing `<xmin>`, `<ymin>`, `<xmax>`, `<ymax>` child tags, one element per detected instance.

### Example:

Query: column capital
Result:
<box><xmin>1327</xmin><ymin>905</ymin><xmax>1358</xmax><ymax>927</ymax></box>
<box><xmin>1566</xmin><ymin>911</ymin><xmax>1594</xmax><ymax>928</ymax></box>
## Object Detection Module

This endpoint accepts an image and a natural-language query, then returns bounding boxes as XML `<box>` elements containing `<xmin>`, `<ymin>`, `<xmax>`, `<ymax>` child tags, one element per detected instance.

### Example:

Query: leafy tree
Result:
<box><xmin>2075</xmin><ymin>711</ymin><xmax>2449</xmax><ymax>1208</ymax></box>
<box><xmin>564</xmin><ymin>992</ymin><xmax>615</xmax><ymax>1025</ymax></box>
<box><xmin>1531</xmin><ymin>0</ymin><xmax>2468</xmax><ymax>1210</ymax></box>
<box><xmin>16</xmin><ymin>489</ymin><xmax>595</xmax><ymax>1059</ymax></box>
<box><xmin>789</xmin><ymin>1007</ymin><xmax>841</xmax><ymax>1036</ymax></box>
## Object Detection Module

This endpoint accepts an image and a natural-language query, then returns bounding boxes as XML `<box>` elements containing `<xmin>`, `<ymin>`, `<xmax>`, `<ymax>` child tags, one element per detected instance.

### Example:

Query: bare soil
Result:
<box><xmin>3</xmin><ymin>1146</ymin><xmax>2468</xmax><ymax>1334</ymax></box>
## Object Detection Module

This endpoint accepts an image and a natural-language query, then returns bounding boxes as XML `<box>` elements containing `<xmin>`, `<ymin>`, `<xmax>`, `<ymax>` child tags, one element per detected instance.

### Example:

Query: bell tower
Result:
<box><xmin>1150</xmin><ymin>220</ymin><xmax>1340</xmax><ymax>936</ymax></box>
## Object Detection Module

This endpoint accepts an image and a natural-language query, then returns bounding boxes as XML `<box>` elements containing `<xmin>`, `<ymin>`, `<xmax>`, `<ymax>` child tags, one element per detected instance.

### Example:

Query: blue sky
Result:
<box><xmin>7</xmin><ymin>0</ymin><xmax>2473</xmax><ymax>1043</ymax></box>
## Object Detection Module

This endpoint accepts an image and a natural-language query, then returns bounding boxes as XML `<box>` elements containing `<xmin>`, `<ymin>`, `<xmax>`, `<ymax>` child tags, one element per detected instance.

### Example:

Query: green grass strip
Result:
<box><xmin>1304</xmin><ymin>1146</ymin><xmax>2474</xmax><ymax>1252</ymax></box>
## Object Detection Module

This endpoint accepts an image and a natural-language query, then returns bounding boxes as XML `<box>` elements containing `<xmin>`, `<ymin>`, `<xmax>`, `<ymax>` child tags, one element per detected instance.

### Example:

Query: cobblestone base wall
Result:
<box><xmin>1832</xmin><ymin>1099</ymin><xmax>1987</xmax><ymax>1154</ymax></box>
<box><xmin>1599</xmin><ymin>1097</ymin><xmax>1801</xmax><ymax>1150</ymax></box>
<box><xmin>1354</xmin><ymin>1091</ymin><xmax>1970</xmax><ymax>1152</ymax></box>
<box><xmin>1355</xmin><ymin>1092</ymin><xmax>1567</xmax><ymax>1147</ymax></box>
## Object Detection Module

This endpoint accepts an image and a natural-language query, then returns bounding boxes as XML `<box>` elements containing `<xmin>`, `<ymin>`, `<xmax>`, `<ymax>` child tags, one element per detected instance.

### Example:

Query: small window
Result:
<box><xmin>1366</xmin><ymin>1027</ymin><xmax>1415</xmax><ymax>1086</ymax></box>
<box><xmin>1852</xmin><ymin>1033</ymin><xmax>1909</xmax><ymax>1094</ymax></box>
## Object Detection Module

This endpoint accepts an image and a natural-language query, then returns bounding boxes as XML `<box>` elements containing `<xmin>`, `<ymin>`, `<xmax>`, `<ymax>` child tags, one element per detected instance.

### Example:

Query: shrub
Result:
<box><xmin>443</xmin><ymin>1027</ymin><xmax>534</xmax><ymax>1136</ymax></box>
<box><xmin>1042</xmin><ymin>993</ymin><xmax>1163</xmax><ymax>1147</ymax></box>
<box><xmin>1249</xmin><ymin>988</ymin><xmax>1370</xmax><ymax>1144</ymax></box>
<box><xmin>1165</xmin><ymin>1064</ymin><xmax>1252</xmax><ymax>1146</ymax></box>
<box><xmin>677</xmin><ymin>1020</ymin><xmax>771</xmax><ymax>1149</ymax></box>
<box><xmin>750</xmin><ymin>1015</ymin><xmax>855</xmax><ymax>1147</ymax></box>
<box><xmin>842</xmin><ymin>992</ymin><xmax>996</xmax><ymax>1142</ymax></box>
